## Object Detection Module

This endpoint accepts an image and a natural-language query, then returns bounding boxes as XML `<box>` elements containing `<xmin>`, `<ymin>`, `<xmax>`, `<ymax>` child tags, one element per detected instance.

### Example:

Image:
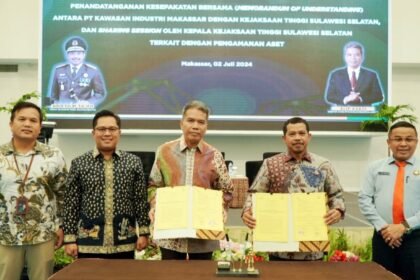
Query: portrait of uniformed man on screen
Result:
<box><xmin>48</xmin><ymin>36</ymin><xmax>107</xmax><ymax>107</ymax></box>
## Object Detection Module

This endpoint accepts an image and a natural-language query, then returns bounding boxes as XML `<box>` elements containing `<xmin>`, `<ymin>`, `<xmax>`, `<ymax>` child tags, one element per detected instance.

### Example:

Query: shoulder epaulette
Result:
<box><xmin>55</xmin><ymin>63</ymin><xmax>69</xmax><ymax>69</ymax></box>
<box><xmin>85</xmin><ymin>63</ymin><xmax>98</xmax><ymax>70</ymax></box>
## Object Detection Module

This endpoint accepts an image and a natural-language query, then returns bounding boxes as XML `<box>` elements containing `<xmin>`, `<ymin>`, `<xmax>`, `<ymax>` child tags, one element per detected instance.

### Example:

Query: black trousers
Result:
<box><xmin>78</xmin><ymin>251</ymin><xmax>134</xmax><ymax>259</ymax></box>
<box><xmin>160</xmin><ymin>248</ymin><xmax>213</xmax><ymax>260</ymax></box>
<box><xmin>372</xmin><ymin>229</ymin><xmax>420</xmax><ymax>280</ymax></box>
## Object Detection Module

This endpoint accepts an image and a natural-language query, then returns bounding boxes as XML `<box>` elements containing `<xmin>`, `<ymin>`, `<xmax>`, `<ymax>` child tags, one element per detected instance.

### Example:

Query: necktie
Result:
<box><xmin>71</xmin><ymin>67</ymin><xmax>77</xmax><ymax>79</ymax></box>
<box><xmin>350</xmin><ymin>71</ymin><xmax>357</xmax><ymax>91</ymax></box>
<box><xmin>392</xmin><ymin>161</ymin><xmax>407</xmax><ymax>224</ymax></box>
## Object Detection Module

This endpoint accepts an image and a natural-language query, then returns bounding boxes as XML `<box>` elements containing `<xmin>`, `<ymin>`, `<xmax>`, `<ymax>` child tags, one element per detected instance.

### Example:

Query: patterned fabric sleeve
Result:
<box><xmin>212</xmin><ymin>150</ymin><xmax>233</xmax><ymax>207</ymax></box>
<box><xmin>320</xmin><ymin>161</ymin><xmax>346</xmax><ymax>214</ymax></box>
<box><xmin>63</xmin><ymin>158</ymin><xmax>82</xmax><ymax>243</ymax></box>
<box><xmin>133</xmin><ymin>157</ymin><xmax>150</xmax><ymax>235</ymax></box>
<box><xmin>53</xmin><ymin>149</ymin><xmax>68</xmax><ymax>227</ymax></box>
<box><xmin>147</xmin><ymin>145</ymin><xmax>164</xmax><ymax>204</ymax></box>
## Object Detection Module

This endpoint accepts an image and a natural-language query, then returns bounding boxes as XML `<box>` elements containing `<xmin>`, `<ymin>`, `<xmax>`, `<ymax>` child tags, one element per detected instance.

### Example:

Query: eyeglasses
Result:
<box><xmin>95</xmin><ymin>127</ymin><xmax>120</xmax><ymax>134</ymax></box>
<box><xmin>389</xmin><ymin>138</ymin><xmax>418</xmax><ymax>144</ymax></box>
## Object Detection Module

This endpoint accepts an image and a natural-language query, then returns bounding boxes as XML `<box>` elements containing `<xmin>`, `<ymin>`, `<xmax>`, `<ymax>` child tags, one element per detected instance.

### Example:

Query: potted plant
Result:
<box><xmin>360</xmin><ymin>104</ymin><xmax>417</xmax><ymax>132</ymax></box>
<box><xmin>0</xmin><ymin>91</ymin><xmax>41</xmax><ymax>114</ymax></box>
<box><xmin>53</xmin><ymin>247</ymin><xmax>74</xmax><ymax>271</ymax></box>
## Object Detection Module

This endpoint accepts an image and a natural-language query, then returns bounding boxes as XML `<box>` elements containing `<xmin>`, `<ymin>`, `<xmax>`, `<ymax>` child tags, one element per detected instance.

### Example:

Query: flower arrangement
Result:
<box><xmin>213</xmin><ymin>240</ymin><xmax>269</xmax><ymax>262</ymax></box>
<box><xmin>135</xmin><ymin>245</ymin><xmax>162</xmax><ymax>260</ymax></box>
<box><xmin>249</xmin><ymin>253</ymin><xmax>267</xmax><ymax>262</ymax></box>
<box><xmin>325</xmin><ymin>228</ymin><xmax>371</xmax><ymax>262</ymax></box>
<box><xmin>216</xmin><ymin>240</ymin><xmax>246</xmax><ymax>261</ymax></box>
<box><xmin>329</xmin><ymin>250</ymin><xmax>360</xmax><ymax>262</ymax></box>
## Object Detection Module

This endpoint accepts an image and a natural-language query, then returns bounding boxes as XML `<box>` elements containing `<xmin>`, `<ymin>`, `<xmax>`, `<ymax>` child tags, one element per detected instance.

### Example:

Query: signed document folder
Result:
<box><xmin>252</xmin><ymin>192</ymin><xmax>329</xmax><ymax>252</ymax></box>
<box><xmin>153</xmin><ymin>186</ymin><xmax>225</xmax><ymax>240</ymax></box>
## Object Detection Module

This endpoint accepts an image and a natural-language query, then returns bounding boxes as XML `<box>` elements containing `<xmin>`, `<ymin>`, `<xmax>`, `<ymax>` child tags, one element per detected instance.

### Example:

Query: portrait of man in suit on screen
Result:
<box><xmin>48</xmin><ymin>36</ymin><xmax>107</xmax><ymax>107</ymax></box>
<box><xmin>324</xmin><ymin>41</ymin><xmax>384</xmax><ymax>106</ymax></box>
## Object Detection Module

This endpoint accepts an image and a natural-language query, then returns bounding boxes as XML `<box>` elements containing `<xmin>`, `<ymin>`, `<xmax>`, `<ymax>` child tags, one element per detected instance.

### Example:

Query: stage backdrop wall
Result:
<box><xmin>1</xmin><ymin>0</ymin><xmax>420</xmax><ymax>191</ymax></box>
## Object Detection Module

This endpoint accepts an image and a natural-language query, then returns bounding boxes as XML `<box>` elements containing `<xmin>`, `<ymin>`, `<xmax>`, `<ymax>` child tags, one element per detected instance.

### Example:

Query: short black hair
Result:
<box><xmin>388</xmin><ymin>121</ymin><xmax>417</xmax><ymax>137</ymax></box>
<box><xmin>283</xmin><ymin>117</ymin><xmax>310</xmax><ymax>135</ymax></box>
<box><xmin>11</xmin><ymin>102</ymin><xmax>42</xmax><ymax>123</ymax></box>
<box><xmin>92</xmin><ymin>110</ymin><xmax>121</xmax><ymax>129</ymax></box>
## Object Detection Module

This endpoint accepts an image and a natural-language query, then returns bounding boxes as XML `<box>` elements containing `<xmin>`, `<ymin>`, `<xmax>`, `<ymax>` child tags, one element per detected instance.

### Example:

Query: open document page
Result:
<box><xmin>154</xmin><ymin>186</ymin><xmax>224</xmax><ymax>239</ymax></box>
<box><xmin>252</xmin><ymin>192</ymin><xmax>328</xmax><ymax>252</ymax></box>
<box><xmin>292</xmin><ymin>192</ymin><xmax>328</xmax><ymax>241</ymax></box>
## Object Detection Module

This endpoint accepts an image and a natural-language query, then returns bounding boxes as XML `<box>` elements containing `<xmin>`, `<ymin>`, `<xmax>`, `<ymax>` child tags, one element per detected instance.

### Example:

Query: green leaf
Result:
<box><xmin>0</xmin><ymin>91</ymin><xmax>47</xmax><ymax>120</ymax></box>
<box><xmin>361</xmin><ymin>104</ymin><xmax>416</xmax><ymax>132</ymax></box>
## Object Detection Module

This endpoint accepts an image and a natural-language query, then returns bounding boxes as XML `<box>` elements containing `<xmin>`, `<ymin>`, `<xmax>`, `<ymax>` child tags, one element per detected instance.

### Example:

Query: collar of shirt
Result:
<box><xmin>387</xmin><ymin>156</ymin><xmax>415</xmax><ymax>166</ymax></box>
<box><xmin>284</xmin><ymin>152</ymin><xmax>312</xmax><ymax>163</ymax></box>
<box><xmin>347</xmin><ymin>67</ymin><xmax>361</xmax><ymax>79</ymax></box>
<box><xmin>179</xmin><ymin>136</ymin><xmax>203</xmax><ymax>153</ymax></box>
<box><xmin>93</xmin><ymin>146</ymin><xmax>122</xmax><ymax>158</ymax></box>
<box><xmin>5</xmin><ymin>140</ymin><xmax>44</xmax><ymax>156</ymax></box>
<box><xmin>70</xmin><ymin>64</ymin><xmax>82</xmax><ymax>73</ymax></box>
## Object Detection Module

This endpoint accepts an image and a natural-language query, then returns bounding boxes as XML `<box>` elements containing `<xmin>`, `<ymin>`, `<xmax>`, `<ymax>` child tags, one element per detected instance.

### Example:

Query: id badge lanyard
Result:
<box><xmin>13</xmin><ymin>153</ymin><xmax>35</xmax><ymax>216</ymax></box>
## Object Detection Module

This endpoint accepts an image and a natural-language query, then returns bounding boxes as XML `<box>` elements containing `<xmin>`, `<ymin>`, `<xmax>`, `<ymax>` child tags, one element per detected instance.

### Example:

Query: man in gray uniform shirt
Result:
<box><xmin>49</xmin><ymin>36</ymin><xmax>107</xmax><ymax>106</ymax></box>
<box><xmin>359</xmin><ymin>121</ymin><xmax>420</xmax><ymax>280</ymax></box>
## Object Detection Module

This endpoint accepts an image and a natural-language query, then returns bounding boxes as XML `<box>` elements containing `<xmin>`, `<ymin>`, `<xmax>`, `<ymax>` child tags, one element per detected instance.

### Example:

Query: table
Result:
<box><xmin>49</xmin><ymin>259</ymin><xmax>399</xmax><ymax>280</ymax></box>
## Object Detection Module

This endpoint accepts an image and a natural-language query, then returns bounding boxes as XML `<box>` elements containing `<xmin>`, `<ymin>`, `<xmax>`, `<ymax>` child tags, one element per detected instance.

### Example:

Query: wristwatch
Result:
<box><xmin>402</xmin><ymin>220</ymin><xmax>411</xmax><ymax>234</ymax></box>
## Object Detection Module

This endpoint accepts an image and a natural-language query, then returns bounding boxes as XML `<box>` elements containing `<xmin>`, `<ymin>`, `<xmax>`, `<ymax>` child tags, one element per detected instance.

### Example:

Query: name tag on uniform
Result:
<box><xmin>378</xmin><ymin>171</ymin><xmax>390</xmax><ymax>176</ymax></box>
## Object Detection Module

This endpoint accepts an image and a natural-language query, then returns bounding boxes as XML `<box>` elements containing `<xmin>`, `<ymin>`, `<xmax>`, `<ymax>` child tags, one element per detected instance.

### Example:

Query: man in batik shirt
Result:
<box><xmin>242</xmin><ymin>117</ymin><xmax>345</xmax><ymax>260</ymax></box>
<box><xmin>148</xmin><ymin>100</ymin><xmax>233</xmax><ymax>260</ymax></box>
<box><xmin>63</xmin><ymin>110</ymin><xmax>149</xmax><ymax>259</ymax></box>
<box><xmin>0</xmin><ymin>102</ymin><xmax>67</xmax><ymax>280</ymax></box>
